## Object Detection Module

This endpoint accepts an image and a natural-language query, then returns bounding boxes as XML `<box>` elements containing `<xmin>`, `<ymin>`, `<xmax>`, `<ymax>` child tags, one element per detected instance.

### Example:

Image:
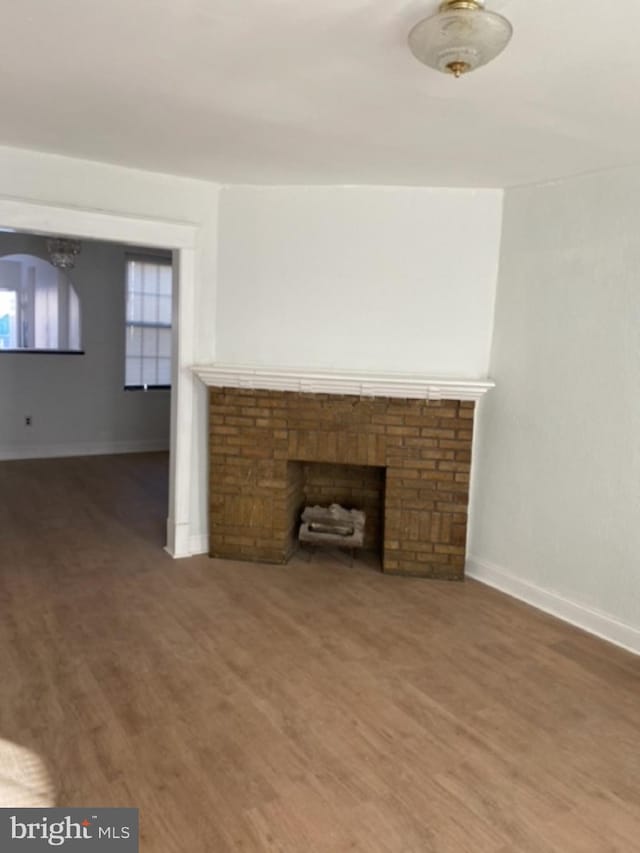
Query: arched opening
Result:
<box><xmin>0</xmin><ymin>253</ymin><xmax>81</xmax><ymax>352</ymax></box>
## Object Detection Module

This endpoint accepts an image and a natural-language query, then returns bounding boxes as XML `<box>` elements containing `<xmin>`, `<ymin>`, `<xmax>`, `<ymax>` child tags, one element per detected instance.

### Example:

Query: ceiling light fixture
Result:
<box><xmin>46</xmin><ymin>238</ymin><xmax>81</xmax><ymax>270</ymax></box>
<box><xmin>408</xmin><ymin>0</ymin><xmax>513</xmax><ymax>78</ymax></box>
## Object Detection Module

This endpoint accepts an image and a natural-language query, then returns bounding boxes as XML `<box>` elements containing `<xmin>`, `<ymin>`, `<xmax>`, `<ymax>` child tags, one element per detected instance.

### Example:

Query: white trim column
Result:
<box><xmin>166</xmin><ymin>247</ymin><xmax>196</xmax><ymax>557</ymax></box>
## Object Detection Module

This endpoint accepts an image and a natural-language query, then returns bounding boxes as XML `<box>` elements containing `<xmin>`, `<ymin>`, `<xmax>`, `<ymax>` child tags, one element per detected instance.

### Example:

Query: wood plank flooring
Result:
<box><xmin>1</xmin><ymin>453</ymin><xmax>639</xmax><ymax>851</ymax></box>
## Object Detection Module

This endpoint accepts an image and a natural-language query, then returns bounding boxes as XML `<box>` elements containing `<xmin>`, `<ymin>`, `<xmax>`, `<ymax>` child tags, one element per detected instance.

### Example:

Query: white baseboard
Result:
<box><xmin>164</xmin><ymin>529</ymin><xmax>208</xmax><ymax>559</ymax></box>
<box><xmin>189</xmin><ymin>533</ymin><xmax>209</xmax><ymax>556</ymax></box>
<box><xmin>165</xmin><ymin>519</ymin><xmax>191</xmax><ymax>559</ymax></box>
<box><xmin>466</xmin><ymin>556</ymin><xmax>640</xmax><ymax>657</ymax></box>
<box><xmin>0</xmin><ymin>439</ymin><xmax>169</xmax><ymax>461</ymax></box>
<box><xmin>164</xmin><ymin>532</ymin><xmax>208</xmax><ymax>559</ymax></box>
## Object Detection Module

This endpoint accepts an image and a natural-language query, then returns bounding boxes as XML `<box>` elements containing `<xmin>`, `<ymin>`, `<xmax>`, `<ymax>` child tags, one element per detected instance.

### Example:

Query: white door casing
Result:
<box><xmin>0</xmin><ymin>196</ymin><xmax>200</xmax><ymax>558</ymax></box>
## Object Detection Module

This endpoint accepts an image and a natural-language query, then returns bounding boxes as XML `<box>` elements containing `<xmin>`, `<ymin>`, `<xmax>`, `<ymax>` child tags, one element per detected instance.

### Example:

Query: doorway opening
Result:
<box><xmin>0</xmin><ymin>232</ymin><xmax>174</xmax><ymax>548</ymax></box>
<box><xmin>0</xmin><ymin>197</ymin><xmax>199</xmax><ymax>557</ymax></box>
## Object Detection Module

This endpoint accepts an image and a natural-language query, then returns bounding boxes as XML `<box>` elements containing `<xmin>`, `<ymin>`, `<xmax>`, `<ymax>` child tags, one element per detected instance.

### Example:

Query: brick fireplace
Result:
<box><xmin>198</xmin><ymin>366</ymin><xmax>493</xmax><ymax>580</ymax></box>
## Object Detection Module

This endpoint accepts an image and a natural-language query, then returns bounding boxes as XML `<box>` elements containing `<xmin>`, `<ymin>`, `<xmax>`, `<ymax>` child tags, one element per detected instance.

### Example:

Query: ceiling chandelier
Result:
<box><xmin>46</xmin><ymin>238</ymin><xmax>81</xmax><ymax>270</ymax></box>
<box><xmin>408</xmin><ymin>0</ymin><xmax>513</xmax><ymax>78</ymax></box>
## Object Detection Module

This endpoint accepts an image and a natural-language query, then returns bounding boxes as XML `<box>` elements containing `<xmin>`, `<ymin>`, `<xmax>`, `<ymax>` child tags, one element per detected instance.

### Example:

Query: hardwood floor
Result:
<box><xmin>1</xmin><ymin>453</ymin><xmax>639</xmax><ymax>851</ymax></box>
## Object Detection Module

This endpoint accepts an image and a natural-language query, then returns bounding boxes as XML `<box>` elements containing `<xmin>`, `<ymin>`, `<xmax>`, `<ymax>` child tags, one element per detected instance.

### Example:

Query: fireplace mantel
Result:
<box><xmin>192</xmin><ymin>363</ymin><xmax>494</xmax><ymax>402</ymax></box>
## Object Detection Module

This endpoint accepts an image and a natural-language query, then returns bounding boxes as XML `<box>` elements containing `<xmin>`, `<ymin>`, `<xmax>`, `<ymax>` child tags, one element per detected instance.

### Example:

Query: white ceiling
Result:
<box><xmin>1</xmin><ymin>0</ymin><xmax>638</xmax><ymax>188</ymax></box>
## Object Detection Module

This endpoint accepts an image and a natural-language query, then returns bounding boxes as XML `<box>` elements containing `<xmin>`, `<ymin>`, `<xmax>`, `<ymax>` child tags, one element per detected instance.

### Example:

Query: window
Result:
<box><xmin>125</xmin><ymin>254</ymin><xmax>172</xmax><ymax>389</ymax></box>
<box><xmin>0</xmin><ymin>254</ymin><xmax>81</xmax><ymax>352</ymax></box>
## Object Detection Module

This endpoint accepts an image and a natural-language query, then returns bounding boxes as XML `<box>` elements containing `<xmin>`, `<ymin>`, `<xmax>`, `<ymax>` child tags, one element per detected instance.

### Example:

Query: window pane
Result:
<box><xmin>158</xmin><ymin>265</ymin><xmax>172</xmax><ymax>296</ymax></box>
<box><xmin>142</xmin><ymin>294</ymin><xmax>158</xmax><ymax>324</ymax></box>
<box><xmin>142</xmin><ymin>263</ymin><xmax>159</xmax><ymax>295</ymax></box>
<box><xmin>68</xmin><ymin>285</ymin><xmax>81</xmax><ymax>350</ymax></box>
<box><xmin>157</xmin><ymin>327</ymin><xmax>171</xmax><ymax>358</ymax></box>
<box><xmin>157</xmin><ymin>295</ymin><xmax>172</xmax><ymax>326</ymax></box>
<box><xmin>142</xmin><ymin>326</ymin><xmax>158</xmax><ymax>356</ymax></box>
<box><xmin>157</xmin><ymin>357</ymin><xmax>171</xmax><ymax>386</ymax></box>
<box><xmin>141</xmin><ymin>357</ymin><xmax>158</xmax><ymax>386</ymax></box>
<box><xmin>128</xmin><ymin>261</ymin><xmax>141</xmax><ymax>292</ymax></box>
<box><xmin>126</xmin><ymin>326</ymin><xmax>143</xmax><ymax>356</ymax></box>
<box><xmin>127</xmin><ymin>290</ymin><xmax>142</xmax><ymax>323</ymax></box>
<box><xmin>0</xmin><ymin>290</ymin><xmax>17</xmax><ymax>349</ymax></box>
<box><xmin>126</xmin><ymin>356</ymin><xmax>142</xmax><ymax>387</ymax></box>
<box><xmin>34</xmin><ymin>268</ymin><xmax>57</xmax><ymax>348</ymax></box>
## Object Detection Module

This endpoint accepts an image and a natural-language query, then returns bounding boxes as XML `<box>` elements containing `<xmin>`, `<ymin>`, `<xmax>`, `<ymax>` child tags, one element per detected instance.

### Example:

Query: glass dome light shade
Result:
<box><xmin>408</xmin><ymin>2</ymin><xmax>513</xmax><ymax>77</ymax></box>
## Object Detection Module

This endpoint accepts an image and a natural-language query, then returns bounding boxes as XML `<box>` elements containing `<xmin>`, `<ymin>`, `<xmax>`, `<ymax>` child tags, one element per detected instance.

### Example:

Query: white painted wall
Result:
<box><xmin>0</xmin><ymin>150</ymin><xmax>503</xmax><ymax>556</ymax></box>
<box><xmin>469</xmin><ymin>166</ymin><xmax>640</xmax><ymax>653</ymax></box>
<box><xmin>0</xmin><ymin>145</ymin><xmax>219</xmax><ymax>554</ymax></box>
<box><xmin>0</xmin><ymin>233</ymin><xmax>171</xmax><ymax>458</ymax></box>
<box><xmin>217</xmin><ymin>187</ymin><xmax>503</xmax><ymax>378</ymax></box>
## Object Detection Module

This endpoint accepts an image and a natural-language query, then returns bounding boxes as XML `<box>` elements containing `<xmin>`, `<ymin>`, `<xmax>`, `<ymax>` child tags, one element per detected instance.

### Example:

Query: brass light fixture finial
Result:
<box><xmin>447</xmin><ymin>61</ymin><xmax>470</xmax><ymax>78</ymax></box>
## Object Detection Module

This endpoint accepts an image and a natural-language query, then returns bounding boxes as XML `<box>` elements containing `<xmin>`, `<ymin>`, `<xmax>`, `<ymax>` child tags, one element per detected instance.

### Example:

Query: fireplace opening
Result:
<box><xmin>286</xmin><ymin>461</ymin><xmax>386</xmax><ymax>566</ymax></box>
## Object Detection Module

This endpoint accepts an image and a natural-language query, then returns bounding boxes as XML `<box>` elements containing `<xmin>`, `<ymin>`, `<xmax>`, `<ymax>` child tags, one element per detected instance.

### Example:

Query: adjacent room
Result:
<box><xmin>1</xmin><ymin>1</ymin><xmax>639</xmax><ymax>851</ymax></box>
<box><xmin>0</xmin><ymin>234</ymin><xmax>173</xmax><ymax>452</ymax></box>
<box><xmin>0</xmin><ymin>233</ymin><xmax>173</xmax><ymax>553</ymax></box>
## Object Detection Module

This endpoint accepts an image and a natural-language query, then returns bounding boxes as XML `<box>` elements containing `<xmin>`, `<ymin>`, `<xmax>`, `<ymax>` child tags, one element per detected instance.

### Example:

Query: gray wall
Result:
<box><xmin>0</xmin><ymin>233</ymin><xmax>171</xmax><ymax>458</ymax></box>
<box><xmin>469</xmin><ymin>166</ymin><xmax>640</xmax><ymax>648</ymax></box>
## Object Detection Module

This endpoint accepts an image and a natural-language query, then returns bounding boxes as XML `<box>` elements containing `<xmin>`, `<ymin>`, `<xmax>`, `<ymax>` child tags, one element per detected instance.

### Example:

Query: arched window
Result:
<box><xmin>0</xmin><ymin>254</ymin><xmax>81</xmax><ymax>351</ymax></box>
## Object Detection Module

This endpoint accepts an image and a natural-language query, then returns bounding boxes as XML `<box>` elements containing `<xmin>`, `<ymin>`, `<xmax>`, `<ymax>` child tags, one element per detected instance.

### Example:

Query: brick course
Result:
<box><xmin>209</xmin><ymin>389</ymin><xmax>476</xmax><ymax>580</ymax></box>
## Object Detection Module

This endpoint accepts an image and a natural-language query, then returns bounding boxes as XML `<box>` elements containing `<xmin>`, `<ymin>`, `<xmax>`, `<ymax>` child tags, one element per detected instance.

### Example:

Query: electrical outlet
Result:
<box><xmin>25</xmin><ymin>416</ymin><xmax>32</xmax><ymax>426</ymax></box>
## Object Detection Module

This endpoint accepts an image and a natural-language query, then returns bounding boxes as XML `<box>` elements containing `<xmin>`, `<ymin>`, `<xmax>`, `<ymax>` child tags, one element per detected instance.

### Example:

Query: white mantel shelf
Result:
<box><xmin>192</xmin><ymin>364</ymin><xmax>495</xmax><ymax>402</ymax></box>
